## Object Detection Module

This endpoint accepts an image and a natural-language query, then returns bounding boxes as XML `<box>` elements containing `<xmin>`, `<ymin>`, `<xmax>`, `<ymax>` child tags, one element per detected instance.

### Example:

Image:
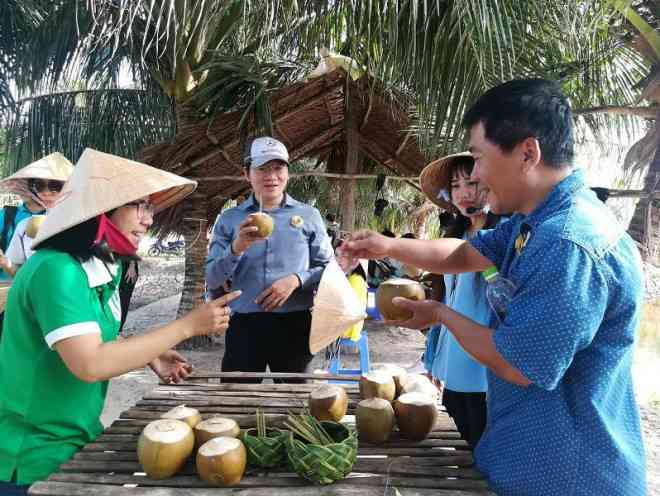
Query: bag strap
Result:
<box><xmin>0</xmin><ymin>206</ymin><xmax>18</xmax><ymax>252</ymax></box>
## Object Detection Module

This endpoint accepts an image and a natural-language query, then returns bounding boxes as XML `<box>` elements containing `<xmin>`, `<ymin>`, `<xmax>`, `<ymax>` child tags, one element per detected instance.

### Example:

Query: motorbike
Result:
<box><xmin>148</xmin><ymin>239</ymin><xmax>185</xmax><ymax>257</ymax></box>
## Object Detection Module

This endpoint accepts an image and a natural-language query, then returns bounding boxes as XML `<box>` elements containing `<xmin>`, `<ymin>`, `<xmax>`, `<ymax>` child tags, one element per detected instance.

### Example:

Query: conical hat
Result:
<box><xmin>0</xmin><ymin>152</ymin><xmax>74</xmax><ymax>194</ymax></box>
<box><xmin>419</xmin><ymin>152</ymin><xmax>473</xmax><ymax>211</ymax></box>
<box><xmin>32</xmin><ymin>148</ymin><xmax>196</xmax><ymax>248</ymax></box>
<box><xmin>309</xmin><ymin>260</ymin><xmax>367</xmax><ymax>354</ymax></box>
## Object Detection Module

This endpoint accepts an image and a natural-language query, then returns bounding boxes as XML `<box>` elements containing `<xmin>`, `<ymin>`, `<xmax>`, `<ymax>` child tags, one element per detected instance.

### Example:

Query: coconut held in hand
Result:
<box><xmin>25</xmin><ymin>215</ymin><xmax>47</xmax><ymax>238</ymax></box>
<box><xmin>375</xmin><ymin>278</ymin><xmax>426</xmax><ymax>321</ymax></box>
<box><xmin>249</xmin><ymin>212</ymin><xmax>274</xmax><ymax>238</ymax></box>
<box><xmin>137</xmin><ymin>419</ymin><xmax>195</xmax><ymax>479</ymax></box>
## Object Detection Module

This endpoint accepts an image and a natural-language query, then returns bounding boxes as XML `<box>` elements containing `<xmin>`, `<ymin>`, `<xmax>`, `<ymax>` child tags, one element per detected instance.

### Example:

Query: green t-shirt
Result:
<box><xmin>0</xmin><ymin>249</ymin><xmax>122</xmax><ymax>484</ymax></box>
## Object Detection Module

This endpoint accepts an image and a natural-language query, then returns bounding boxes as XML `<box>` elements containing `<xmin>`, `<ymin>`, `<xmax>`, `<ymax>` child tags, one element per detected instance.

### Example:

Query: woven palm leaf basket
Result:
<box><xmin>284</xmin><ymin>418</ymin><xmax>357</xmax><ymax>485</ymax></box>
<box><xmin>240</xmin><ymin>427</ymin><xmax>288</xmax><ymax>468</ymax></box>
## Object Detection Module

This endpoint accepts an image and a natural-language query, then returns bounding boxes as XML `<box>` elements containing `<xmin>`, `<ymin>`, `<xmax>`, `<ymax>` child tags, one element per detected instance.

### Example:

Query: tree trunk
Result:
<box><xmin>176</xmin><ymin>196</ymin><xmax>210</xmax><ymax>349</ymax></box>
<box><xmin>628</xmin><ymin>115</ymin><xmax>660</xmax><ymax>265</ymax></box>
<box><xmin>340</xmin><ymin>95</ymin><xmax>362</xmax><ymax>232</ymax></box>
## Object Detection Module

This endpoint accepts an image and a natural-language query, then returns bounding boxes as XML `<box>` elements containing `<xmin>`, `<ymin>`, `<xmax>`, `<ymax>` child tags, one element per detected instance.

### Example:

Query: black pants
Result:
<box><xmin>221</xmin><ymin>311</ymin><xmax>314</xmax><ymax>384</ymax></box>
<box><xmin>442</xmin><ymin>389</ymin><xmax>487</xmax><ymax>450</ymax></box>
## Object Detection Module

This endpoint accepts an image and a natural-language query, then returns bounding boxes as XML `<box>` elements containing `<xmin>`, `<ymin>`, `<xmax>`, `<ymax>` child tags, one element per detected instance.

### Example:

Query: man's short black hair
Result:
<box><xmin>462</xmin><ymin>79</ymin><xmax>574</xmax><ymax>168</ymax></box>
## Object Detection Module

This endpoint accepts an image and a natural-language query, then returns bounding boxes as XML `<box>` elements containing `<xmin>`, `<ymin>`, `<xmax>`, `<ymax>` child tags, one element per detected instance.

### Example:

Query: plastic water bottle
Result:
<box><xmin>483</xmin><ymin>267</ymin><xmax>517</xmax><ymax>323</ymax></box>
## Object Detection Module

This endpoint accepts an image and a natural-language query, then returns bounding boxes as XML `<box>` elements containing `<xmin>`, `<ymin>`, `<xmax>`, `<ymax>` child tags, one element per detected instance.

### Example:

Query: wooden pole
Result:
<box><xmin>191</xmin><ymin>172</ymin><xmax>420</xmax><ymax>181</ymax></box>
<box><xmin>341</xmin><ymin>92</ymin><xmax>362</xmax><ymax>232</ymax></box>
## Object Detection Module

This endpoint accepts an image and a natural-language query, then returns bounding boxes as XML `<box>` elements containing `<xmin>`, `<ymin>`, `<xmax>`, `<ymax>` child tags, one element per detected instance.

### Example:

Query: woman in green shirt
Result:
<box><xmin>0</xmin><ymin>149</ymin><xmax>240</xmax><ymax>494</ymax></box>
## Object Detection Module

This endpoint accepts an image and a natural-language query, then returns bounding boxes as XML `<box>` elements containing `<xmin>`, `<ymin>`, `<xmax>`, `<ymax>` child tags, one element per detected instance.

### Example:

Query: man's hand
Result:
<box><xmin>232</xmin><ymin>216</ymin><xmax>269</xmax><ymax>255</ymax></box>
<box><xmin>255</xmin><ymin>274</ymin><xmax>300</xmax><ymax>311</ymax></box>
<box><xmin>384</xmin><ymin>298</ymin><xmax>444</xmax><ymax>330</ymax></box>
<box><xmin>341</xmin><ymin>230</ymin><xmax>393</xmax><ymax>260</ymax></box>
<box><xmin>149</xmin><ymin>349</ymin><xmax>193</xmax><ymax>384</ymax></box>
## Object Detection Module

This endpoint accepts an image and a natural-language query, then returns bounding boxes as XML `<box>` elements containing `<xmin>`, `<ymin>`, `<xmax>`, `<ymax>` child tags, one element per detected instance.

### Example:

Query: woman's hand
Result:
<box><xmin>149</xmin><ymin>350</ymin><xmax>192</xmax><ymax>383</ymax></box>
<box><xmin>183</xmin><ymin>290</ymin><xmax>242</xmax><ymax>337</ymax></box>
<box><xmin>125</xmin><ymin>261</ymin><xmax>138</xmax><ymax>284</ymax></box>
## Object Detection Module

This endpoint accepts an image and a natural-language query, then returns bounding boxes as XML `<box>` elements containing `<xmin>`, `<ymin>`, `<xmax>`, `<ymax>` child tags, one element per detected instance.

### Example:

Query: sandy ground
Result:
<box><xmin>103</xmin><ymin>256</ymin><xmax>660</xmax><ymax>494</ymax></box>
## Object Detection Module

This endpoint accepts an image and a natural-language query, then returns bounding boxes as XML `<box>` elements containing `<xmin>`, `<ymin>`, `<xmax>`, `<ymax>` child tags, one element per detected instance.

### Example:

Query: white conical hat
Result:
<box><xmin>0</xmin><ymin>152</ymin><xmax>74</xmax><ymax>194</ymax></box>
<box><xmin>309</xmin><ymin>260</ymin><xmax>367</xmax><ymax>354</ymax></box>
<box><xmin>32</xmin><ymin>148</ymin><xmax>197</xmax><ymax>248</ymax></box>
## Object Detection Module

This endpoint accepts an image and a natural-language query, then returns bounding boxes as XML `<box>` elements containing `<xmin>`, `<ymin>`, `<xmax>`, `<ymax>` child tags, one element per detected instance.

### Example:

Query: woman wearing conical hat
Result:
<box><xmin>0</xmin><ymin>148</ymin><xmax>240</xmax><ymax>492</ymax></box>
<box><xmin>0</xmin><ymin>152</ymin><xmax>73</xmax><ymax>280</ymax></box>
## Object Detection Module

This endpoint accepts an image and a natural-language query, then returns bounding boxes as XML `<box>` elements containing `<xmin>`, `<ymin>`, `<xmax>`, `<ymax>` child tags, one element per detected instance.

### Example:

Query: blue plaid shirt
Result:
<box><xmin>470</xmin><ymin>169</ymin><xmax>646</xmax><ymax>495</ymax></box>
<box><xmin>206</xmin><ymin>194</ymin><xmax>333</xmax><ymax>314</ymax></box>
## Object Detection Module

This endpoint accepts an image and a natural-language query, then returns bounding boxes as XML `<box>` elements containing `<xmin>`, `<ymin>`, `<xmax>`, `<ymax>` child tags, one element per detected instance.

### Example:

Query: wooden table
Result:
<box><xmin>29</xmin><ymin>372</ymin><xmax>494</xmax><ymax>495</ymax></box>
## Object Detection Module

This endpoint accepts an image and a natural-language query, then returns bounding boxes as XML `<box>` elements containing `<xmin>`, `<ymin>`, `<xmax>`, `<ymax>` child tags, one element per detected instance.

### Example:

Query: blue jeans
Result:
<box><xmin>0</xmin><ymin>481</ymin><xmax>30</xmax><ymax>495</ymax></box>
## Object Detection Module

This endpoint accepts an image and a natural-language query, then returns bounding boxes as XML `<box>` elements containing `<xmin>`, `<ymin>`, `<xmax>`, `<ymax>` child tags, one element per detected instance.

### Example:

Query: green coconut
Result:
<box><xmin>194</xmin><ymin>417</ymin><xmax>240</xmax><ymax>448</ymax></box>
<box><xmin>356</xmin><ymin>398</ymin><xmax>396</xmax><ymax>443</ymax></box>
<box><xmin>137</xmin><ymin>419</ymin><xmax>194</xmax><ymax>479</ymax></box>
<box><xmin>160</xmin><ymin>404</ymin><xmax>202</xmax><ymax>429</ymax></box>
<box><xmin>309</xmin><ymin>384</ymin><xmax>348</xmax><ymax>422</ymax></box>
<box><xmin>196</xmin><ymin>437</ymin><xmax>247</xmax><ymax>487</ymax></box>
<box><xmin>393</xmin><ymin>392</ymin><xmax>438</xmax><ymax>441</ymax></box>
<box><xmin>359</xmin><ymin>371</ymin><xmax>396</xmax><ymax>401</ymax></box>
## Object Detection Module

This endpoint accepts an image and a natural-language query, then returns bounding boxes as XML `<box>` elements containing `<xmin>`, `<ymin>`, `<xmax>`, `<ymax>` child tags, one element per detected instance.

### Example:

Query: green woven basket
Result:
<box><xmin>240</xmin><ymin>427</ymin><xmax>288</xmax><ymax>468</ymax></box>
<box><xmin>285</xmin><ymin>421</ymin><xmax>357</xmax><ymax>485</ymax></box>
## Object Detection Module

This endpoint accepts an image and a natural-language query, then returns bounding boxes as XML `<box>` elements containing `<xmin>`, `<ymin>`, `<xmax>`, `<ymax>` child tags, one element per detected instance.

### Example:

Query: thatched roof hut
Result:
<box><xmin>140</xmin><ymin>68</ymin><xmax>428</xmax><ymax>234</ymax></box>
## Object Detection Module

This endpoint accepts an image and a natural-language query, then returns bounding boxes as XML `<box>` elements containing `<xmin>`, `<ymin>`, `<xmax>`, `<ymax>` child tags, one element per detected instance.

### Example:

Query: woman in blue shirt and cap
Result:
<box><xmin>206</xmin><ymin>137</ymin><xmax>334</xmax><ymax>383</ymax></box>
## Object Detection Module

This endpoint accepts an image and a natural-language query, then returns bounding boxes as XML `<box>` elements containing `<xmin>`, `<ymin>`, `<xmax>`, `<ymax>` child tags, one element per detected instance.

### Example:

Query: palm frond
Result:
<box><xmin>4</xmin><ymin>88</ymin><xmax>174</xmax><ymax>172</ymax></box>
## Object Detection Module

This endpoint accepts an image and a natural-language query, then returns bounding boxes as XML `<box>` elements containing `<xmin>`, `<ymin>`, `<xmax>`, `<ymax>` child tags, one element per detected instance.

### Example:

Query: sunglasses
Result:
<box><xmin>125</xmin><ymin>200</ymin><xmax>156</xmax><ymax>218</ymax></box>
<box><xmin>28</xmin><ymin>179</ymin><xmax>64</xmax><ymax>193</ymax></box>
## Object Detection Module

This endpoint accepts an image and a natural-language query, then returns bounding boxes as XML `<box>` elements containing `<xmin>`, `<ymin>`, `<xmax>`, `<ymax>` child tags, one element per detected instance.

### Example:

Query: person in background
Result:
<box><xmin>205</xmin><ymin>137</ymin><xmax>333</xmax><ymax>384</ymax></box>
<box><xmin>0</xmin><ymin>149</ymin><xmax>240</xmax><ymax>494</ymax></box>
<box><xmin>0</xmin><ymin>153</ymin><xmax>74</xmax><ymax>280</ymax></box>
<box><xmin>419</xmin><ymin>151</ymin><xmax>501</xmax><ymax>449</ymax></box>
<box><xmin>340</xmin><ymin>79</ymin><xmax>646</xmax><ymax>495</ymax></box>
<box><xmin>325</xmin><ymin>212</ymin><xmax>340</xmax><ymax>246</ymax></box>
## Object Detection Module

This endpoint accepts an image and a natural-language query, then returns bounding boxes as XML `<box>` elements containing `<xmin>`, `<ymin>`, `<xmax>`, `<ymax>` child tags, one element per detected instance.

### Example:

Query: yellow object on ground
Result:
<box><xmin>343</xmin><ymin>273</ymin><xmax>367</xmax><ymax>341</ymax></box>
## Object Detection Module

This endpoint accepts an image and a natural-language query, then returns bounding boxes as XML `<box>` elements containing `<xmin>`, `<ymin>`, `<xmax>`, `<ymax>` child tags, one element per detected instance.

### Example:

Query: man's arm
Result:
<box><xmin>389</xmin><ymin>238</ymin><xmax>492</xmax><ymax>275</ymax></box>
<box><xmin>437</xmin><ymin>303</ymin><xmax>531</xmax><ymax>386</ymax></box>
<box><xmin>344</xmin><ymin>232</ymin><xmax>493</xmax><ymax>275</ymax></box>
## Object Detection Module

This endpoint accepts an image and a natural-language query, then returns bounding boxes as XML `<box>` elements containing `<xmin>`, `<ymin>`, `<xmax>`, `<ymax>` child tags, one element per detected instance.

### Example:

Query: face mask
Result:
<box><xmin>94</xmin><ymin>214</ymin><xmax>137</xmax><ymax>256</ymax></box>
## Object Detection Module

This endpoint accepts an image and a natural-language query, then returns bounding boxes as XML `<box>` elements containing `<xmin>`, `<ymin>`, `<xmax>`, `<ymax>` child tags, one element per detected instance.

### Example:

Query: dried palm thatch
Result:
<box><xmin>139</xmin><ymin>68</ymin><xmax>427</xmax><ymax>237</ymax></box>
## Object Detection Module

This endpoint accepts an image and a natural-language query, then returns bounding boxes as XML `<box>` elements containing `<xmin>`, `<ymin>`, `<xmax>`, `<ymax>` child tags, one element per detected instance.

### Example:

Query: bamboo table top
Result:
<box><xmin>29</xmin><ymin>372</ymin><xmax>494</xmax><ymax>495</ymax></box>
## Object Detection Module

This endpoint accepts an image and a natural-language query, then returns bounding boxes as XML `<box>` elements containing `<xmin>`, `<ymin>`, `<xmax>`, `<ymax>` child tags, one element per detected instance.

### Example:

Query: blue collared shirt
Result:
<box><xmin>470</xmin><ymin>169</ymin><xmax>646</xmax><ymax>495</ymax></box>
<box><xmin>206</xmin><ymin>194</ymin><xmax>334</xmax><ymax>314</ymax></box>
